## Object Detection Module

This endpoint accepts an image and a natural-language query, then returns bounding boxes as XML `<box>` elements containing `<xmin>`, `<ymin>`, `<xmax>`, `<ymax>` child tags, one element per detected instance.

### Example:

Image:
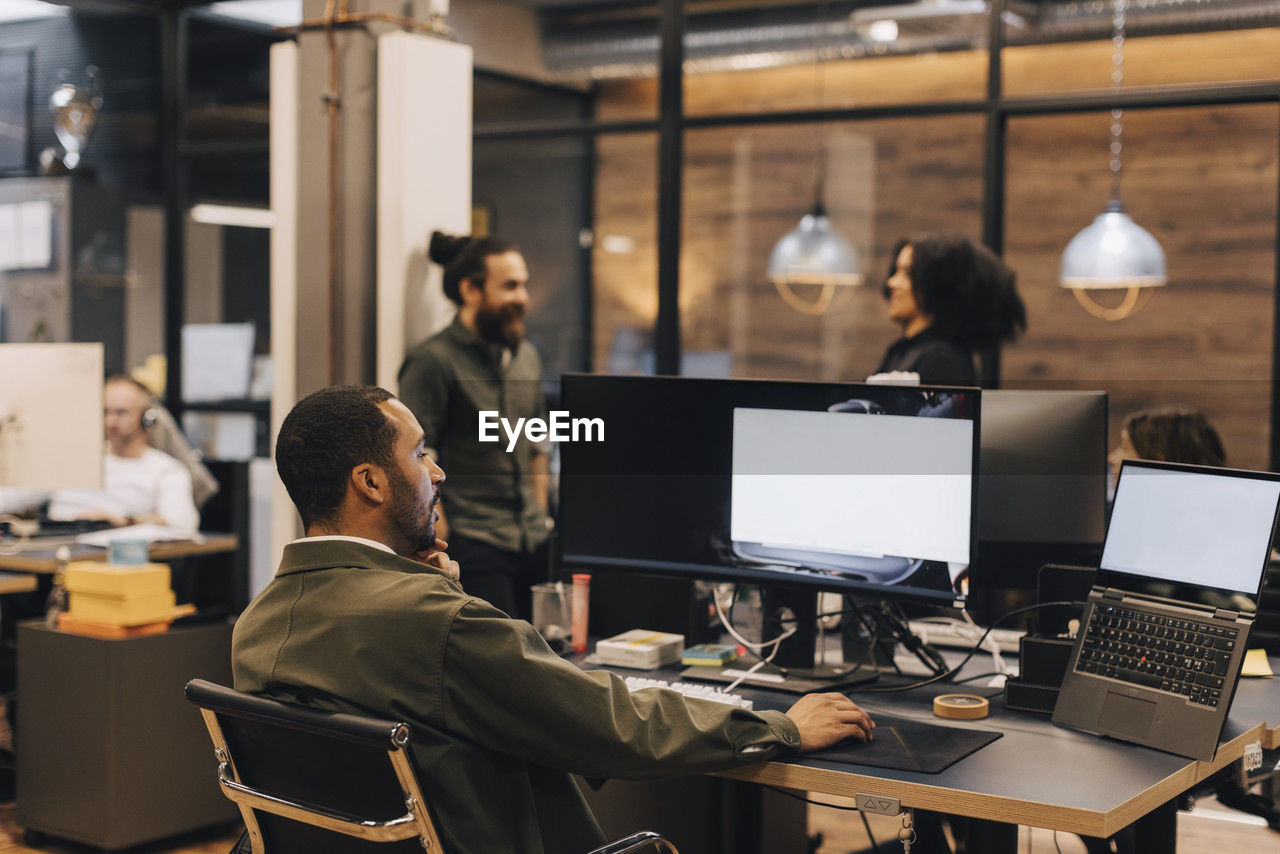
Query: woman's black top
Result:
<box><xmin>874</xmin><ymin>326</ymin><xmax>977</xmax><ymax>386</ymax></box>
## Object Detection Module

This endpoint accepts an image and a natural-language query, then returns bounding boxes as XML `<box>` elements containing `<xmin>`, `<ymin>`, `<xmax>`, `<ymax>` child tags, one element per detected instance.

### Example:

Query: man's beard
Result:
<box><xmin>474</xmin><ymin>302</ymin><xmax>525</xmax><ymax>350</ymax></box>
<box><xmin>387</xmin><ymin>465</ymin><xmax>437</xmax><ymax>554</ymax></box>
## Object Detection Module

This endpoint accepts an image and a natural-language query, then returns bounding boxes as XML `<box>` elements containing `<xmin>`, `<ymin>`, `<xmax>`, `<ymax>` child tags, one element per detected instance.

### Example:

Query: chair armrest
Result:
<box><xmin>587</xmin><ymin>830</ymin><xmax>679</xmax><ymax>854</ymax></box>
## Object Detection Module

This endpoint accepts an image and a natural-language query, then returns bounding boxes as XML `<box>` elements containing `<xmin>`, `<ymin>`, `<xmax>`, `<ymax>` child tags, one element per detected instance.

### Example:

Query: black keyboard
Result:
<box><xmin>1076</xmin><ymin>603</ymin><xmax>1239</xmax><ymax>708</ymax></box>
<box><xmin>32</xmin><ymin>519</ymin><xmax>115</xmax><ymax>536</ymax></box>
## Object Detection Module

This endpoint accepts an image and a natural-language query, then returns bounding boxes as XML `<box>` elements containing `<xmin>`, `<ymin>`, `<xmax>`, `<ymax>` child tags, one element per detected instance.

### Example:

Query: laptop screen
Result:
<box><xmin>1098</xmin><ymin>461</ymin><xmax>1280</xmax><ymax>602</ymax></box>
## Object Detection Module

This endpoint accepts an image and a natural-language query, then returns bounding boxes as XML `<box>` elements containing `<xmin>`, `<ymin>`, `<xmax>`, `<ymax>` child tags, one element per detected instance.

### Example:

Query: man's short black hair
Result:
<box><xmin>276</xmin><ymin>385</ymin><xmax>399</xmax><ymax>529</ymax></box>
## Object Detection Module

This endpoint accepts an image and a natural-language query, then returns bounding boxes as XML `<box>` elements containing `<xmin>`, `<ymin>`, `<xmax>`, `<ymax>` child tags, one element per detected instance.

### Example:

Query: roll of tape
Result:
<box><xmin>933</xmin><ymin>693</ymin><xmax>990</xmax><ymax>720</ymax></box>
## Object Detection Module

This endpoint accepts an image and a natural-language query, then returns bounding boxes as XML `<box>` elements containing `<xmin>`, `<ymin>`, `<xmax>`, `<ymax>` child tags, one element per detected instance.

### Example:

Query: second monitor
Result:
<box><xmin>970</xmin><ymin>389</ymin><xmax>1108</xmax><ymax>624</ymax></box>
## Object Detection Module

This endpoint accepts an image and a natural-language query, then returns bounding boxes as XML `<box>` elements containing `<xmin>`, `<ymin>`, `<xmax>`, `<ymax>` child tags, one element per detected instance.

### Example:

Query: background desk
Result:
<box><xmin>0</xmin><ymin>534</ymin><xmax>243</xmax><ymax>614</ymax></box>
<box><xmin>0</xmin><ymin>534</ymin><xmax>239</xmax><ymax>574</ymax></box>
<box><xmin>0</xmin><ymin>573</ymin><xmax>37</xmax><ymax>595</ymax></box>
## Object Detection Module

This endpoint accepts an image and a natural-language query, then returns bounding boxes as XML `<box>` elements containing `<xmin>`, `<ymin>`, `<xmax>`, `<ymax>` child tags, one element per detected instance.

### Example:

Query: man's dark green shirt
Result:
<box><xmin>232</xmin><ymin>540</ymin><xmax>802</xmax><ymax>854</ymax></box>
<box><xmin>398</xmin><ymin>317</ymin><xmax>549</xmax><ymax>553</ymax></box>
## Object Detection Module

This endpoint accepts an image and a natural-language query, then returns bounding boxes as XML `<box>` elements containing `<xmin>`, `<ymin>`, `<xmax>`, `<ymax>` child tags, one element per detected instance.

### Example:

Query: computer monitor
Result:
<box><xmin>0</xmin><ymin>343</ymin><xmax>103</xmax><ymax>491</ymax></box>
<box><xmin>558</xmin><ymin>375</ymin><xmax>981</xmax><ymax>674</ymax></box>
<box><xmin>970</xmin><ymin>390</ymin><xmax>1107</xmax><ymax>621</ymax></box>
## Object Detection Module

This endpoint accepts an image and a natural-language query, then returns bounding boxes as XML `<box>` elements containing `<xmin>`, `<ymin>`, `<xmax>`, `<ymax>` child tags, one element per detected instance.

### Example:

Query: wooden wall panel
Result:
<box><xmin>593</xmin><ymin>31</ymin><xmax>1278</xmax><ymax>469</ymax></box>
<box><xmin>595</xmin><ymin>48</ymin><xmax>987</xmax><ymax>121</ymax></box>
<box><xmin>1003</xmin><ymin>29</ymin><xmax>1280</xmax><ymax>96</ymax></box>
<box><xmin>1005</xmin><ymin>104</ymin><xmax>1277</xmax><ymax>470</ymax></box>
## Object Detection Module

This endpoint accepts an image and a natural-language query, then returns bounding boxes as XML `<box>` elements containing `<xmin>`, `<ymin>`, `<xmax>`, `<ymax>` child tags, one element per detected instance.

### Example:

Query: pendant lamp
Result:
<box><xmin>1059</xmin><ymin>0</ymin><xmax>1166</xmax><ymax>321</ymax></box>
<box><xmin>767</xmin><ymin>4</ymin><xmax>863</xmax><ymax>316</ymax></box>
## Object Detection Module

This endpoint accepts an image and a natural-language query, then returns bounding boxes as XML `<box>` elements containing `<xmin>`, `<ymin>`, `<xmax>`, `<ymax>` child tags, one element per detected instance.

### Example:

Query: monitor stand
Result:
<box><xmin>842</xmin><ymin>598</ymin><xmax>951</xmax><ymax>679</ymax></box>
<box><xmin>682</xmin><ymin>583</ymin><xmax>884</xmax><ymax>694</ymax></box>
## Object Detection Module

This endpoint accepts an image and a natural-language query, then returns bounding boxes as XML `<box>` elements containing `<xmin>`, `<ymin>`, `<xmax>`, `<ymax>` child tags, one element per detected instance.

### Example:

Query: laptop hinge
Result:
<box><xmin>1102</xmin><ymin>588</ymin><xmax>1126</xmax><ymax>601</ymax></box>
<box><xmin>1213</xmin><ymin>608</ymin><xmax>1240</xmax><ymax>621</ymax></box>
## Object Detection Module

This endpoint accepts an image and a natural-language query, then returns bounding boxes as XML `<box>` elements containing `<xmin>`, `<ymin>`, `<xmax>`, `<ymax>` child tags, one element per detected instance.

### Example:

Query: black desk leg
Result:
<box><xmin>958</xmin><ymin>817</ymin><xmax>1018</xmax><ymax>853</ymax></box>
<box><xmin>1132</xmin><ymin>798</ymin><xmax>1178</xmax><ymax>851</ymax></box>
<box><xmin>719</xmin><ymin>779</ymin><xmax>763</xmax><ymax>854</ymax></box>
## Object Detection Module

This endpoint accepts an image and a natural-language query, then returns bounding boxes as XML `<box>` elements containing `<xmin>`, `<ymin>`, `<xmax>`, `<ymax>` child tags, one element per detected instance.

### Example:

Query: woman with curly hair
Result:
<box><xmin>873</xmin><ymin>233</ymin><xmax>1027</xmax><ymax>386</ymax></box>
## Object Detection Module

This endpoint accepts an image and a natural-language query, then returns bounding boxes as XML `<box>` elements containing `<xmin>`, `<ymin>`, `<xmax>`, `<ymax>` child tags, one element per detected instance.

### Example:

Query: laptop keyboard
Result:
<box><xmin>1076</xmin><ymin>603</ymin><xmax>1239</xmax><ymax>708</ymax></box>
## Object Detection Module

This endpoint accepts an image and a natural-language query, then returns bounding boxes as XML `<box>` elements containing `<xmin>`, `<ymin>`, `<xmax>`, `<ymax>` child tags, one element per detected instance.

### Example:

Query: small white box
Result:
<box><xmin>594</xmin><ymin>630</ymin><xmax>685</xmax><ymax>670</ymax></box>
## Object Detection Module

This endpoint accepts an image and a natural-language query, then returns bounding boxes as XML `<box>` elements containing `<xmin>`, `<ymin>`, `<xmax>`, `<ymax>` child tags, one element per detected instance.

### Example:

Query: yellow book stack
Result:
<box><xmin>63</xmin><ymin>561</ymin><xmax>176</xmax><ymax>629</ymax></box>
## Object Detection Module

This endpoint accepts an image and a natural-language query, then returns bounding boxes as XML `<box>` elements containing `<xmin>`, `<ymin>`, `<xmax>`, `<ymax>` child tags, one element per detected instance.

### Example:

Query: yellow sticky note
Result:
<box><xmin>1242</xmin><ymin>649</ymin><xmax>1274</xmax><ymax>678</ymax></box>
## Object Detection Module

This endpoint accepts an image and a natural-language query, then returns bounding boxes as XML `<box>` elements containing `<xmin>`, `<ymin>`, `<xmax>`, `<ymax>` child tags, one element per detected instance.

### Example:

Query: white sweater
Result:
<box><xmin>47</xmin><ymin>448</ymin><xmax>199</xmax><ymax>531</ymax></box>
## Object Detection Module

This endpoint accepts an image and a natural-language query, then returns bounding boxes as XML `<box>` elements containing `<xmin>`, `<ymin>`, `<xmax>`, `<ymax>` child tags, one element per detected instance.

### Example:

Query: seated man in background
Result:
<box><xmin>47</xmin><ymin>375</ymin><xmax>199</xmax><ymax>530</ymax></box>
<box><xmin>233</xmin><ymin>384</ymin><xmax>875</xmax><ymax>854</ymax></box>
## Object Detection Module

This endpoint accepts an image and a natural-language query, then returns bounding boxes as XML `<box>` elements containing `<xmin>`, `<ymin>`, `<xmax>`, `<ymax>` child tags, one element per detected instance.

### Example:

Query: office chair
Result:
<box><xmin>185</xmin><ymin>680</ymin><xmax>679</xmax><ymax>854</ymax></box>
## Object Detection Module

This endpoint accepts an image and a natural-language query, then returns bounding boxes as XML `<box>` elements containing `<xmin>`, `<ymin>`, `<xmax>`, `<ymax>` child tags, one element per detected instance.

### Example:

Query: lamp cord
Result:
<box><xmin>1109</xmin><ymin>0</ymin><xmax>1126</xmax><ymax>203</ymax></box>
<box><xmin>813</xmin><ymin>0</ymin><xmax>829</xmax><ymax>209</ymax></box>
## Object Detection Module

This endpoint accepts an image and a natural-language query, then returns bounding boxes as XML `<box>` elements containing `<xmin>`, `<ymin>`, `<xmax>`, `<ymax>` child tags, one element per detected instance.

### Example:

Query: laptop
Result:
<box><xmin>1053</xmin><ymin>459</ymin><xmax>1280</xmax><ymax>761</ymax></box>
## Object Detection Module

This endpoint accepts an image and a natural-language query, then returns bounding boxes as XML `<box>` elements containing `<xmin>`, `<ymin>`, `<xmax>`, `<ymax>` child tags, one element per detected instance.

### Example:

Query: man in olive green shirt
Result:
<box><xmin>234</xmin><ymin>385</ymin><xmax>875</xmax><ymax>854</ymax></box>
<box><xmin>398</xmin><ymin>233</ymin><xmax>549</xmax><ymax>621</ymax></box>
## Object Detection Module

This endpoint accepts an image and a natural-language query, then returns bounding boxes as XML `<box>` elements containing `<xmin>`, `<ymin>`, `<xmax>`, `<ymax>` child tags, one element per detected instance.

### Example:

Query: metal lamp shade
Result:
<box><xmin>767</xmin><ymin>207</ymin><xmax>863</xmax><ymax>288</ymax></box>
<box><xmin>1059</xmin><ymin>206</ymin><xmax>1167</xmax><ymax>291</ymax></box>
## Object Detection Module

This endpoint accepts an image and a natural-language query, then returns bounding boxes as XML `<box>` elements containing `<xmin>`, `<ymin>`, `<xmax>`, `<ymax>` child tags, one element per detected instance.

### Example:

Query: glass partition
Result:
<box><xmin>591</xmin><ymin>133</ymin><xmax>659</xmax><ymax>374</ymax></box>
<box><xmin>681</xmin><ymin>115</ymin><xmax>986</xmax><ymax>381</ymax></box>
<box><xmin>1004</xmin><ymin>104</ymin><xmax>1278</xmax><ymax>471</ymax></box>
<box><xmin>683</xmin><ymin>49</ymin><xmax>987</xmax><ymax>117</ymax></box>
<box><xmin>473</xmin><ymin>135</ymin><xmax>592</xmax><ymax>382</ymax></box>
<box><xmin>1004</xmin><ymin>24</ymin><xmax>1280</xmax><ymax>97</ymax></box>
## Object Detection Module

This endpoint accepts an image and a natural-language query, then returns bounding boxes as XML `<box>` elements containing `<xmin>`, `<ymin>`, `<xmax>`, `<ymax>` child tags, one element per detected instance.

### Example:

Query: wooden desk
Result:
<box><xmin>712</xmin><ymin>658</ymin><xmax>1280</xmax><ymax>850</ymax></box>
<box><xmin>0</xmin><ymin>571</ymin><xmax>37</xmax><ymax>594</ymax></box>
<box><xmin>0</xmin><ymin>533</ymin><xmax>238</xmax><ymax>574</ymax></box>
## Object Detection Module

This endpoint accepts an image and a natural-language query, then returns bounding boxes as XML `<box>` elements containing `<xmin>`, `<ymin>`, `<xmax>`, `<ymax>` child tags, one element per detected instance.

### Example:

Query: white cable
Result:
<box><xmin>0</xmin><ymin>514</ymin><xmax>31</xmax><ymax>556</ymax></box>
<box><xmin>712</xmin><ymin>586</ymin><xmax>798</xmax><ymax>692</ymax></box>
<box><xmin>713</xmin><ymin>585</ymin><xmax>797</xmax><ymax>653</ymax></box>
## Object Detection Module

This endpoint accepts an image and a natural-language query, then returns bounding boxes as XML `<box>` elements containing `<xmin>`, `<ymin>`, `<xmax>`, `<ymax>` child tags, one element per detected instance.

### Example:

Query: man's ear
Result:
<box><xmin>350</xmin><ymin>462</ymin><xmax>388</xmax><ymax>505</ymax></box>
<box><xmin>458</xmin><ymin>276</ymin><xmax>485</xmax><ymax>307</ymax></box>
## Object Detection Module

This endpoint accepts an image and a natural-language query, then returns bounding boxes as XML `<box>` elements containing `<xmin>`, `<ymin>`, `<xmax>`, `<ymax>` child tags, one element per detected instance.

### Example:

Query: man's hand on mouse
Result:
<box><xmin>785</xmin><ymin>693</ymin><xmax>875</xmax><ymax>751</ymax></box>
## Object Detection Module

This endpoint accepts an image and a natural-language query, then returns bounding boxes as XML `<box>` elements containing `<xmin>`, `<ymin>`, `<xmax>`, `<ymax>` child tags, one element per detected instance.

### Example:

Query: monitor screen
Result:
<box><xmin>0</xmin><ymin>343</ymin><xmax>103</xmax><ymax>490</ymax></box>
<box><xmin>968</xmin><ymin>390</ymin><xmax>1107</xmax><ymax>606</ymax></box>
<box><xmin>977</xmin><ymin>390</ymin><xmax>1107</xmax><ymax>546</ymax></box>
<box><xmin>1099</xmin><ymin>460</ymin><xmax>1280</xmax><ymax>601</ymax></box>
<box><xmin>558</xmin><ymin>375</ymin><xmax>980</xmax><ymax>604</ymax></box>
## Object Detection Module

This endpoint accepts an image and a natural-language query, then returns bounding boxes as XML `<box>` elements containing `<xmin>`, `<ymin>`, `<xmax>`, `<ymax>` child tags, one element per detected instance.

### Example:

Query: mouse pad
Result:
<box><xmin>788</xmin><ymin>714</ymin><xmax>1002</xmax><ymax>774</ymax></box>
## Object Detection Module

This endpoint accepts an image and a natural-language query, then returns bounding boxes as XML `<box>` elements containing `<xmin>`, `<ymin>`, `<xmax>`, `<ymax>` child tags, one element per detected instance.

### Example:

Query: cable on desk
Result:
<box><xmin>950</xmin><ymin>670</ymin><xmax>1000</xmax><ymax>685</ymax></box>
<box><xmin>0</xmin><ymin>516</ymin><xmax>31</xmax><ymax>556</ymax></box>
<box><xmin>861</xmin><ymin>600</ymin><xmax>1086</xmax><ymax>693</ymax></box>
<box><xmin>860</xmin><ymin>810</ymin><xmax>882</xmax><ymax>852</ymax></box>
<box><xmin>759</xmin><ymin>785</ymin><xmax>885</xmax><ymax>851</ymax></box>
<box><xmin>712</xmin><ymin>586</ymin><xmax>798</xmax><ymax>691</ymax></box>
<box><xmin>761</xmin><ymin>783</ymin><xmax>864</xmax><ymax>812</ymax></box>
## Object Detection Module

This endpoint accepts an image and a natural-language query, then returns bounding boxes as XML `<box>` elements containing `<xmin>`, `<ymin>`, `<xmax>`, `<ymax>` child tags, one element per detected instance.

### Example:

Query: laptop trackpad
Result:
<box><xmin>1098</xmin><ymin>691</ymin><xmax>1157</xmax><ymax>739</ymax></box>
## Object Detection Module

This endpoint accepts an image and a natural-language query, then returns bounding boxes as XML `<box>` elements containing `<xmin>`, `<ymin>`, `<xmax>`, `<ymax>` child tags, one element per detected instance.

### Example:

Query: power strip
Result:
<box><xmin>907</xmin><ymin>619</ymin><xmax>1024</xmax><ymax>655</ymax></box>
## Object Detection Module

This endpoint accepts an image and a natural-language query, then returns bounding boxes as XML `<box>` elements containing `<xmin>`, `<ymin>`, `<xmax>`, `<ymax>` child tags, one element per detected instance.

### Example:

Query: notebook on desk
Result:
<box><xmin>1052</xmin><ymin>460</ymin><xmax>1280</xmax><ymax>761</ymax></box>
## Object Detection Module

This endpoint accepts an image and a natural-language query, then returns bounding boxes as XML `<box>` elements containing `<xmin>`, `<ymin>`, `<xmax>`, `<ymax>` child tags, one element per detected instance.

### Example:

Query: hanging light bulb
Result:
<box><xmin>1059</xmin><ymin>0</ymin><xmax>1167</xmax><ymax>321</ymax></box>
<box><xmin>768</xmin><ymin>201</ymin><xmax>863</xmax><ymax>315</ymax></box>
<box><xmin>767</xmin><ymin>1</ymin><xmax>863</xmax><ymax>316</ymax></box>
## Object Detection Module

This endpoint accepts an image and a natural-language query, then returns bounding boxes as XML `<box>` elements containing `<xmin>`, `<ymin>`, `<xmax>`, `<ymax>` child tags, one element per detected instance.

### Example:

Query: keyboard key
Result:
<box><xmin>1118</xmin><ymin>668</ymin><xmax>1161</xmax><ymax>689</ymax></box>
<box><xmin>622</xmin><ymin>676</ymin><xmax>754</xmax><ymax>710</ymax></box>
<box><xmin>1194</xmin><ymin>673</ymin><xmax>1225</xmax><ymax>689</ymax></box>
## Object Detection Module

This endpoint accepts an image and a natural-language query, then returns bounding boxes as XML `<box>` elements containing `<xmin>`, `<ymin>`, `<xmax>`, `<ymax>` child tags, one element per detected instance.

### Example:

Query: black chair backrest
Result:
<box><xmin>185</xmin><ymin>679</ymin><xmax>439</xmax><ymax>854</ymax></box>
